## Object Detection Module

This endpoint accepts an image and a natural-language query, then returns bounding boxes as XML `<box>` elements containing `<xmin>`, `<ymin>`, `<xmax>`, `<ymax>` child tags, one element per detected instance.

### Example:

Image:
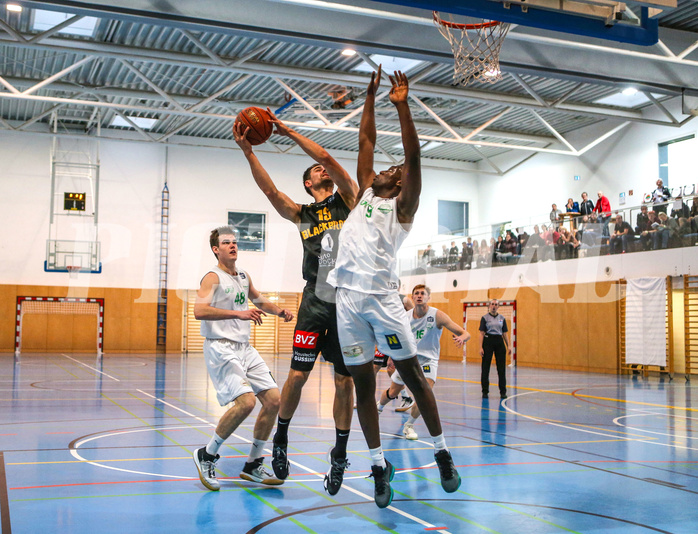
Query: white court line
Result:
<box><xmin>62</xmin><ymin>354</ymin><xmax>121</xmax><ymax>381</ymax></box>
<box><xmin>501</xmin><ymin>388</ymin><xmax>698</xmax><ymax>452</ymax></box>
<box><xmin>119</xmin><ymin>390</ymin><xmax>453</xmax><ymax>533</ymax></box>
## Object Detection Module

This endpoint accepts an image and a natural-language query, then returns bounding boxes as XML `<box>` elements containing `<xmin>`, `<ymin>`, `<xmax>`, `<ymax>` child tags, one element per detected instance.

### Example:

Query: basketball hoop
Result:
<box><xmin>433</xmin><ymin>11</ymin><xmax>510</xmax><ymax>86</ymax></box>
<box><xmin>67</xmin><ymin>266</ymin><xmax>81</xmax><ymax>279</ymax></box>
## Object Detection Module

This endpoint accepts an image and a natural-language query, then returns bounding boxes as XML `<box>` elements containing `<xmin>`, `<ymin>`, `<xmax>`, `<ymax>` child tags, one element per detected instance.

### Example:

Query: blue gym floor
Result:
<box><xmin>0</xmin><ymin>353</ymin><xmax>696</xmax><ymax>534</ymax></box>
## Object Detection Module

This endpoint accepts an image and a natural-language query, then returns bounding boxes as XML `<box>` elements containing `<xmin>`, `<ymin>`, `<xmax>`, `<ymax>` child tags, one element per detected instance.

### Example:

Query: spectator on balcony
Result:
<box><xmin>652</xmin><ymin>179</ymin><xmax>671</xmax><ymax>214</ymax></box>
<box><xmin>550</xmin><ymin>203</ymin><xmax>562</xmax><ymax>223</ymax></box>
<box><xmin>517</xmin><ymin>227</ymin><xmax>529</xmax><ymax>255</ymax></box>
<box><xmin>691</xmin><ymin>196</ymin><xmax>698</xmax><ymax>218</ymax></box>
<box><xmin>594</xmin><ymin>191</ymin><xmax>612</xmax><ymax>237</ymax></box>
<box><xmin>639</xmin><ymin>211</ymin><xmax>658</xmax><ymax>251</ymax></box>
<box><xmin>459</xmin><ymin>239</ymin><xmax>472</xmax><ymax>270</ymax></box>
<box><xmin>678</xmin><ymin>217</ymin><xmax>694</xmax><ymax>245</ymax></box>
<box><xmin>610</xmin><ymin>214</ymin><xmax>634</xmax><ymax>254</ymax></box>
<box><xmin>579</xmin><ymin>192</ymin><xmax>595</xmax><ymax>216</ymax></box>
<box><xmin>539</xmin><ymin>224</ymin><xmax>555</xmax><ymax>261</ymax></box>
<box><xmin>422</xmin><ymin>244</ymin><xmax>435</xmax><ymax>265</ymax></box>
<box><xmin>472</xmin><ymin>239</ymin><xmax>480</xmax><ymax>262</ymax></box>
<box><xmin>506</xmin><ymin>229</ymin><xmax>518</xmax><ymax>244</ymax></box>
<box><xmin>652</xmin><ymin>212</ymin><xmax>678</xmax><ymax>249</ymax></box>
<box><xmin>448</xmin><ymin>241</ymin><xmax>459</xmax><ymax>263</ymax></box>
<box><xmin>523</xmin><ymin>225</ymin><xmax>543</xmax><ymax>262</ymax></box>
<box><xmin>557</xmin><ymin>227</ymin><xmax>580</xmax><ymax>260</ymax></box>
<box><xmin>441</xmin><ymin>244</ymin><xmax>449</xmax><ymax>258</ymax></box>
<box><xmin>671</xmin><ymin>196</ymin><xmax>690</xmax><ymax>219</ymax></box>
<box><xmin>478</xmin><ymin>239</ymin><xmax>490</xmax><ymax>267</ymax></box>
<box><xmin>636</xmin><ymin>205</ymin><xmax>650</xmax><ymax>234</ymax></box>
<box><xmin>504</xmin><ymin>232</ymin><xmax>518</xmax><ymax>261</ymax></box>
<box><xmin>565</xmin><ymin>197</ymin><xmax>580</xmax><ymax>214</ymax></box>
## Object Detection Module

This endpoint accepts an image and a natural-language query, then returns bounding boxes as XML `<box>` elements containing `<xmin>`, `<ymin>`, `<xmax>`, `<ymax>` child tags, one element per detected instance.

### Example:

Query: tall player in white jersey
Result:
<box><xmin>192</xmin><ymin>226</ymin><xmax>294</xmax><ymax>492</ymax></box>
<box><xmin>327</xmin><ymin>67</ymin><xmax>461</xmax><ymax>508</ymax></box>
<box><xmin>377</xmin><ymin>285</ymin><xmax>470</xmax><ymax>440</ymax></box>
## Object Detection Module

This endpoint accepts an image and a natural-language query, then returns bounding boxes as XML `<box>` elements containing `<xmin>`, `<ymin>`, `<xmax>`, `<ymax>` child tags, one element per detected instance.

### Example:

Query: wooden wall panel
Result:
<box><xmin>103</xmin><ymin>288</ymin><xmax>131</xmax><ymax>352</ymax></box>
<box><xmin>130</xmin><ymin>289</ymin><xmax>157</xmax><ymax>352</ymax></box>
<box><xmin>587</xmin><ymin>282</ymin><xmax>619</xmax><ymax>373</ymax></box>
<box><xmin>0</xmin><ymin>285</ymin><xmax>17</xmax><ymax>350</ymax></box>
<box><xmin>72</xmin><ymin>315</ymin><xmax>99</xmax><ymax>352</ymax></box>
<box><xmin>516</xmin><ymin>287</ymin><xmax>540</xmax><ymax>366</ymax></box>
<box><xmin>166</xmin><ymin>290</ymin><xmax>184</xmax><ymax>353</ymax></box>
<box><xmin>21</xmin><ymin>314</ymin><xmax>48</xmax><ymax>351</ymax></box>
<box><xmin>46</xmin><ymin>315</ymin><xmax>74</xmax><ymax>351</ymax></box>
<box><xmin>432</xmin><ymin>290</ymin><xmax>467</xmax><ymax>361</ymax></box>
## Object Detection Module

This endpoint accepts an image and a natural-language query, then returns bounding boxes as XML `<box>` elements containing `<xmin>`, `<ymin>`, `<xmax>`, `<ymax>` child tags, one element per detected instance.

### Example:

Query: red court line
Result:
<box><xmin>424</xmin><ymin>528</ymin><xmax>448</xmax><ymax>531</ymax></box>
<box><xmin>46</xmin><ymin>432</ymin><xmax>74</xmax><ymax>435</ymax></box>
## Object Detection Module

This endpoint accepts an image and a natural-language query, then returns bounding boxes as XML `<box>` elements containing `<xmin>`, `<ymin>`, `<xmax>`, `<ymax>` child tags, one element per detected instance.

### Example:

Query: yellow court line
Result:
<box><xmin>440</xmin><ymin>377</ymin><xmax>698</xmax><ymax>412</ymax></box>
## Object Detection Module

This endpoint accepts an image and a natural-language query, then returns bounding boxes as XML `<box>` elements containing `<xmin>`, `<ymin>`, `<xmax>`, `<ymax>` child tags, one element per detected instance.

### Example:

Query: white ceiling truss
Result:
<box><xmin>0</xmin><ymin>1</ymin><xmax>697</xmax><ymax>175</ymax></box>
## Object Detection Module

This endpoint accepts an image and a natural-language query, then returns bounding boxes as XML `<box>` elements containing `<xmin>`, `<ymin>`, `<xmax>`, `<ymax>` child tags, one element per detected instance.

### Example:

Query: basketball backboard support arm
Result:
<box><xmin>371</xmin><ymin>0</ymin><xmax>668</xmax><ymax>45</ymax></box>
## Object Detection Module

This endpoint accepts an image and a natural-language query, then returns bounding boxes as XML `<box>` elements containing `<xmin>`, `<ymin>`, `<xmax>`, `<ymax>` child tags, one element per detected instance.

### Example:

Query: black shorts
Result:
<box><xmin>291</xmin><ymin>285</ymin><xmax>350</xmax><ymax>377</ymax></box>
<box><xmin>373</xmin><ymin>348</ymin><xmax>388</xmax><ymax>367</ymax></box>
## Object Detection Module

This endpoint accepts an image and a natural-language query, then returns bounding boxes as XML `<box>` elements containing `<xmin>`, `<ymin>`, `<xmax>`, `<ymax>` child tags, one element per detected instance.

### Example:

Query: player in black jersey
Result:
<box><xmin>234</xmin><ymin>113</ymin><xmax>358</xmax><ymax>496</ymax></box>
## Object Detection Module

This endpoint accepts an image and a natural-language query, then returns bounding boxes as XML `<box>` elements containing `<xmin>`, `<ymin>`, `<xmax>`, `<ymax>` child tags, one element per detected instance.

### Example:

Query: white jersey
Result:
<box><xmin>199</xmin><ymin>266</ymin><xmax>251</xmax><ymax>342</ymax></box>
<box><xmin>409</xmin><ymin>306</ymin><xmax>442</xmax><ymax>363</ymax></box>
<box><xmin>327</xmin><ymin>188</ymin><xmax>409</xmax><ymax>294</ymax></box>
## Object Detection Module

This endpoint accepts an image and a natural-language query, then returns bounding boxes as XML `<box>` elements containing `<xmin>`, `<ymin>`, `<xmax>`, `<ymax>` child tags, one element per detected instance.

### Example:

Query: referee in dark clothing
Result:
<box><xmin>479</xmin><ymin>299</ymin><xmax>511</xmax><ymax>399</ymax></box>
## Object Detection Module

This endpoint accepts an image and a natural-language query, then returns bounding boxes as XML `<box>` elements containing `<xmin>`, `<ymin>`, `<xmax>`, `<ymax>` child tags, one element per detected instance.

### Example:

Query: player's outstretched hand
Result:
<box><xmin>367</xmin><ymin>64</ymin><xmax>382</xmax><ymax>97</ymax></box>
<box><xmin>453</xmin><ymin>332</ymin><xmax>471</xmax><ymax>347</ymax></box>
<box><xmin>233</xmin><ymin>121</ymin><xmax>253</xmax><ymax>153</ymax></box>
<box><xmin>279</xmin><ymin>309</ymin><xmax>294</xmax><ymax>322</ymax></box>
<box><xmin>267</xmin><ymin>108</ymin><xmax>293</xmax><ymax>137</ymax></box>
<box><xmin>239</xmin><ymin>308</ymin><xmax>266</xmax><ymax>325</ymax></box>
<box><xmin>388</xmin><ymin>70</ymin><xmax>409</xmax><ymax>104</ymax></box>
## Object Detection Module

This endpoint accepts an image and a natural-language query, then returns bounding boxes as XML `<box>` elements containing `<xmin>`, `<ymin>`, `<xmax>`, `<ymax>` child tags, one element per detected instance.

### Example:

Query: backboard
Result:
<box><xmin>371</xmin><ymin>0</ymin><xmax>677</xmax><ymax>45</ymax></box>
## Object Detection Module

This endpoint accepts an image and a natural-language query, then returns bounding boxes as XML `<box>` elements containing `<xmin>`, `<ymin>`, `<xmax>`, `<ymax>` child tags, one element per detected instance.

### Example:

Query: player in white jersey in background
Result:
<box><xmin>327</xmin><ymin>67</ymin><xmax>461</xmax><ymax>508</ymax></box>
<box><xmin>377</xmin><ymin>284</ymin><xmax>470</xmax><ymax>440</ymax></box>
<box><xmin>192</xmin><ymin>226</ymin><xmax>294</xmax><ymax>491</ymax></box>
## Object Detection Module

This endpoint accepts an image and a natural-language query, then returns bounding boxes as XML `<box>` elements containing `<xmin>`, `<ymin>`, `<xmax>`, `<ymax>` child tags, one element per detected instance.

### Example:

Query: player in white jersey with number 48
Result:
<box><xmin>192</xmin><ymin>226</ymin><xmax>294</xmax><ymax>492</ymax></box>
<box><xmin>377</xmin><ymin>284</ymin><xmax>470</xmax><ymax>440</ymax></box>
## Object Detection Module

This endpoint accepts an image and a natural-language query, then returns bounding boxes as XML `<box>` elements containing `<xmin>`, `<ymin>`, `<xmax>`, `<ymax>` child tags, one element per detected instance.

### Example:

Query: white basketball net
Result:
<box><xmin>434</xmin><ymin>11</ymin><xmax>510</xmax><ymax>86</ymax></box>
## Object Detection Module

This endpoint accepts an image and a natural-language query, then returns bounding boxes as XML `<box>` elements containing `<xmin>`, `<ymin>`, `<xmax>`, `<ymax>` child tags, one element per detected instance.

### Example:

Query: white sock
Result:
<box><xmin>432</xmin><ymin>433</ymin><xmax>448</xmax><ymax>452</ymax></box>
<box><xmin>406</xmin><ymin>414</ymin><xmax>418</xmax><ymax>425</ymax></box>
<box><xmin>377</xmin><ymin>401</ymin><xmax>385</xmax><ymax>413</ymax></box>
<box><xmin>247</xmin><ymin>438</ymin><xmax>266</xmax><ymax>463</ymax></box>
<box><xmin>401</xmin><ymin>389</ymin><xmax>410</xmax><ymax>399</ymax></box>
<box><xmin>369</xmin><ymin>446</ymin><xmax>386</xmax><ymax>468</ymax></box>
<box><xmin>206</xmin><ymin>432</ymin><xmax>225</xmax><ymax>456</ymax></box>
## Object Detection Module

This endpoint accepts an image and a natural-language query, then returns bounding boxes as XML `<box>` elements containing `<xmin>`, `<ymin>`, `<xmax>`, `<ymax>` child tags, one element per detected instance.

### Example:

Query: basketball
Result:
<box><xmin>235</xmin><ymin>107</ymin><xmax>274</xmax><ymax>145</ymax></box>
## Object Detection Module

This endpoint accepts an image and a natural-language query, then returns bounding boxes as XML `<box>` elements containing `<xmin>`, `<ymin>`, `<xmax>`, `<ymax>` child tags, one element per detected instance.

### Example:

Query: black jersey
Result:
<box><xmin>298</xmin><ymin>192</ymin><xmax>350</xmax><ymax>301</ymax></box>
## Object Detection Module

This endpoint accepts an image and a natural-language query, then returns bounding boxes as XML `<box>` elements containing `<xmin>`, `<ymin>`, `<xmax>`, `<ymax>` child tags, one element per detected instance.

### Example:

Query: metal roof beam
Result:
<box><xmin>0</xmin><ymin>34</ymin><xmax>681</xmax><ymax>126</ymax></box>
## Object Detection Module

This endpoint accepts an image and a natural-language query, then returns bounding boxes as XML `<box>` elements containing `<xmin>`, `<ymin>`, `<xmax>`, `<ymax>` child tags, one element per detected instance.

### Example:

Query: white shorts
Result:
<box><xmin>335</xmin><ymin>288</ymin><xmax>417</xmax><ymax>366</ymax></box>
<box><xmin>391</xmin><ymin>356</ymin><xmax>439</xmax><ymax>386</ymax></box>
<box><xmin>204</xmin><ymin>339</ymin><xmax>277</xmax><ymax>406</ymax></box>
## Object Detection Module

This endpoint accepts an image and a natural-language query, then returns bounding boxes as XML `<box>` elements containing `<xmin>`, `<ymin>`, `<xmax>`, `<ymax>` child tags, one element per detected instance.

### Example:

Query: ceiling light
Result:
<box><xmin>6</xmin><ymin>4</ymin><xmax>22</xmax><ymax>12</ymax></box>
<box><xmin>341</xmin><ymin>49</ymin><xmax>357</xmax><ymax>56</ymax></box>
<box><xmin>622</xmin><ymin>87</ymin><xmax>638</xmax><ymax>96</ymax></box>
<box><xmin>422</xmin><ymin>141</ymin><xmax>444</xmax><ymax>152</ymax></box>
<box><xmin>353</xmin><ymin>54</ymin><xmax>423</xmax><ymax>73</ymax></box>
<box><xmin>32</xmin><ymin>9</ymin><xmax>98</xmax><ymax>36</ymax></box>
<box><xmin>482</xmin><ymin>67</ymin><xmax>501</xmax><ymax>78</ymax></box>
<box><xmin>297</xmin><ymin>119</ymin><xmax>336</xmax><ymax>133</ymax></box>
<box><xmin>110</xmin><ymin>116</ymin><xmax>159</xmax><ymax>129</ymax></box>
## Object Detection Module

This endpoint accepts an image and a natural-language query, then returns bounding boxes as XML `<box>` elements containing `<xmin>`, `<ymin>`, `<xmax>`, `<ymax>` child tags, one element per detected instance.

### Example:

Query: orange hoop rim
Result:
<box><xmin>433</xmin><ymin>11</ymin><xmax>502</xmax><ymax>30</ymax></box>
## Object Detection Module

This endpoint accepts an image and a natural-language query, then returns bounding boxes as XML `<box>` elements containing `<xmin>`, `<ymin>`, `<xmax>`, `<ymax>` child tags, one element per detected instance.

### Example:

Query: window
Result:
<box><xmin>227</xmin><ymin>211</ymin><xmax>266</xmax><ymax>252</ymax></box>
<box><xmin>437</xmin><ymin>200</ymin><xmax>468</xmax><ymax>236</ymax></box>
<box><xmin>658</xmin><ymin>134</ymin><xmax>695</xmax><ymax>188</ymax></box>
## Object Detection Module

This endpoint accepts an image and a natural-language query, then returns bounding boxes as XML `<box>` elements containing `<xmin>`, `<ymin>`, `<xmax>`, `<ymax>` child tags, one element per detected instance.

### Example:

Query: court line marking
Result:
<box><xmin>61</xmin><ymin>354</ymin><xmax>120</xmax><ymax>382</ymax></box>
<box><xmin>613</xmin><ymin>413</ymin><xmax>698</xmax><ymax>442</ymax></box>
<box><xmin>66</xmin><ymin>390</ymin><xmax>455</xmax><ymax>534</ymax></box>
<box><xmin>0</xmin><ymin>452</ymin><xmax>12</xmax><ymax>534</ymax></box>
<box><xmin>440</xmin><ymin>377</ymin><xmax>698</xmax><ymax>412</ymax></box>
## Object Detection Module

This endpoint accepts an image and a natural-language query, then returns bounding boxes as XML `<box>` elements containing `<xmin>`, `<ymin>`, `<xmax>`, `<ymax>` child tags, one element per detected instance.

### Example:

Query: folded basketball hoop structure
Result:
<box><xmin>434</xmin><ymin>11</ymin><xmax>510</xmax><ymax>86</ymax></box>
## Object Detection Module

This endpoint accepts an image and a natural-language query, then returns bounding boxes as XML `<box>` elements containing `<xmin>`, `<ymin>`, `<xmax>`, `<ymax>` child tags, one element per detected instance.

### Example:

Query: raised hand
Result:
<box><xmin>388</xmin><ymin>70</ymin><xmax>409</xmax><ymax>105</ymax></box>
<box><xmin>266</xmin><ymin>107</ymin><xmax>293</xmax><ymax>137</ymax></box>
<box><xmin>233</xmin><ymin>121</ymin><xmax>252</xmax><ymax>153</ymax></box>
<box><xmin>367</xmin><ymin>64</ymin><xmax>382</xmax><ymax>97</ymax></box>
<box><xmin>452</xmin><ymin>332</ymin><xmax>471</xmax><ymax>347</ymax></box>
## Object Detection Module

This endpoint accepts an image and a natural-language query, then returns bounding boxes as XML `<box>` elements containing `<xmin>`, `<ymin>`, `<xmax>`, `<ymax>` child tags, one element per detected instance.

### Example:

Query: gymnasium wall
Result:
<box><xmin>427</xmin><ymin>282</ymin><xmax>620</xmax><ymax>374</ymax></box>
<box><xmin>1</xmin><ymin>284</ymin><xmax>183</xmax><ymax>354</ymax></box>
<box><xmin>474</xmin><ymin>100</ymin><xmax>697</xmax><ymax>226</ymax></box>
<box><xmin>0</xmin><ymin>129</ymin><xmax>478</xmax><ymax>292</ymax></box>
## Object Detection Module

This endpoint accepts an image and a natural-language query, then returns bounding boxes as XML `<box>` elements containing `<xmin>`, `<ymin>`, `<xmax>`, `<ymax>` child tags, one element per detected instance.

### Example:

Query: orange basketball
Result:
<box><xmin>235</xmin><ymin>107</ymin><xmax>274</xmax><ymax>145</ymax></box>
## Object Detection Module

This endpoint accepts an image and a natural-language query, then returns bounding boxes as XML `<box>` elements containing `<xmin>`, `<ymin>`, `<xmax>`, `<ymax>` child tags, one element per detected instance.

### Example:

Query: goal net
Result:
<box><xmin>15</xmin><ymin>297</ymin><xmax>104</xmax><ymax>356</ymax></box>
